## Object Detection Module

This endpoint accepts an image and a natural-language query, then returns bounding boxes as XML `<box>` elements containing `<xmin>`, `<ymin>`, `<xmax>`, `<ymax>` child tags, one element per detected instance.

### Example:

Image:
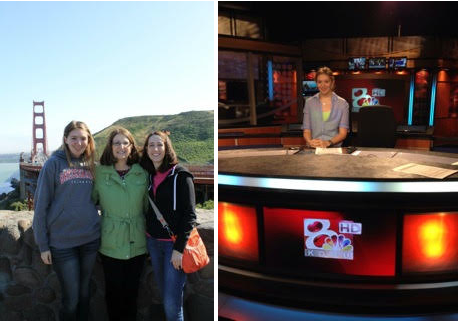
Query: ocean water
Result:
<box><xmin>0</xmin><ymin>163</ymin><xmax>19</xmax><ymax>194</ymax></box>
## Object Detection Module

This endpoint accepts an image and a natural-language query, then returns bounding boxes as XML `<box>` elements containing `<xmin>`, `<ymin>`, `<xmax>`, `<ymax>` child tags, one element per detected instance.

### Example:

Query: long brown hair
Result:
<box><xmin>139</xmin><ymin>131</ymin><xmax>178</xmax><ymax>174</ymax></box>
<box><xmin>99</xmin><ymin>127</ymin><xmax>140</xmax><ymax>166</ymax></box>
<box><xmin>61</xmin><ymin>120</ymin><xmax>96</xmax><ymax>176</ymax></box>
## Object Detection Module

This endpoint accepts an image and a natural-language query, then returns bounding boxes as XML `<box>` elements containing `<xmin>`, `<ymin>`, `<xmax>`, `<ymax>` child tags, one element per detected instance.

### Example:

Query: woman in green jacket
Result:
<box><xmin>92</xmin><ymin>127</ymin><xmax>148</xmax><ymax>321</ymax></box>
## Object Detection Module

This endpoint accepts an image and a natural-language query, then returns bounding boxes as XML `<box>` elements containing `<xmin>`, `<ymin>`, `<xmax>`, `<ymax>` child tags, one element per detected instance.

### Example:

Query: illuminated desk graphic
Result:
<box><xmin>218</xmin><ymin>148</ymin><xmax>458</xmax><ymax>317</ymax></box>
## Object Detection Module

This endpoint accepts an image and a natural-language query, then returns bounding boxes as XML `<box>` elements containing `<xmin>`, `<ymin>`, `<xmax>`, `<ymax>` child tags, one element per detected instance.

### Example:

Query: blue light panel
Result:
<box><xmin>267</xmin><ymin>60</ymin><xmax>273</xmax><ymax>101</ymax></box>
<box><xmin>218</xmin><ymin>174</ymin><xmax>458</xmax><ymax>193</ymax></box>
<box><xmin>429</xmin><ymin>73</ymin><xmax>437</xmax><ymax>126</ymax></box>
<box><xmin>408</xmin><ymin>73</ymin><xmax>415</xmax><ymax>125</ymax></box>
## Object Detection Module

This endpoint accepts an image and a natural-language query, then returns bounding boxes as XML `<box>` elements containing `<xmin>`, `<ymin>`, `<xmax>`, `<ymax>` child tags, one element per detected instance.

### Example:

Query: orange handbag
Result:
<box><xmin>172</xmin><ymin>227</ymin><xmax>209</xmax><ymax>273</ymax></box>
<box><xmin>149</xmin><ymin>196</ymin><xmax>209</xmax><ymax>273</ymax></box>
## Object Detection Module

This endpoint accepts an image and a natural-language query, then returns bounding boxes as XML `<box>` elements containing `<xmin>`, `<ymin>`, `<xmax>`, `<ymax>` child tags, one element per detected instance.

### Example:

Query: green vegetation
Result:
<box><xmin>9</xmin><ymin>201</ymin><xmax>28</xmax><ymax>211</ymax></box>
<box><xmin>0</xmin><ymin>180</ymin><xmax>29</xmax><ymax>211</ymax></box>
<box><xmin>196</xmin><ymin>200</ymin><xmax>214</xmax><ymax>210</ymax></box>
<box><xmin>93</xmin><ymin>110</ymin><xmax>214</xmax><ymax>165</ymax></box>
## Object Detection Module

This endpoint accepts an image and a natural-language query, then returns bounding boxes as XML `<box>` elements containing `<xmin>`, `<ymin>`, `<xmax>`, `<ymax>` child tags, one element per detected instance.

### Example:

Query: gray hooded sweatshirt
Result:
<box><xmin>32</xmin><ymin>150</ymin><xmax>100</xmax><ymax>252</ymax></box>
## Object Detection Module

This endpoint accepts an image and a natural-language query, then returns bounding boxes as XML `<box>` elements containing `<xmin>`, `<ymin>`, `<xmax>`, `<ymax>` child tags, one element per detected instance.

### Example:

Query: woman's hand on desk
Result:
<box><xmin>309</xmin><ymin>139</ymin><xmax>330</xmax><ymax>148</ymax></box>
<box><xmin>308</xmin><ymin>139</ymin><xmax>320</xmax><ymax>148</ymax></box>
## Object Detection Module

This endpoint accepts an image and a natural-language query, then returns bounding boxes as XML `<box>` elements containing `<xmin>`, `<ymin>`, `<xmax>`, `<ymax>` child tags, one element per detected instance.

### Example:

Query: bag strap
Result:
<box><xmin>148</xmin><ymin>196</ymin><xmax>175</xmax><ymax>239</ymax></box>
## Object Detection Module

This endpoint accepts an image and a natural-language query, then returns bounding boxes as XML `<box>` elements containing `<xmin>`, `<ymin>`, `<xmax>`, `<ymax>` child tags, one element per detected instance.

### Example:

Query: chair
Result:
<box><xmin>357</xmin><ymin>105</ymin><xmax>396</xmax><ymax>148</ymax></box>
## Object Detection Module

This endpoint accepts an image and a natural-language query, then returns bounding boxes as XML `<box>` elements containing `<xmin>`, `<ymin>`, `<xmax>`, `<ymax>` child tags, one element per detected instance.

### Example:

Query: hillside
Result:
<box><xmin>93</xmin><ymin>110</ymin><xmax>214</xmax><ymax>165</ymax></box>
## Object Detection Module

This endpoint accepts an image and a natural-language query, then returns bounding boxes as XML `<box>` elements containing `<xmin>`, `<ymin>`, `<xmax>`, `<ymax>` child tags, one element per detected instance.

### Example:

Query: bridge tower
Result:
<box><xmin>31</xmin><ymin>101</ymin><xmax>48</xmax><ymax>163</ymax></box>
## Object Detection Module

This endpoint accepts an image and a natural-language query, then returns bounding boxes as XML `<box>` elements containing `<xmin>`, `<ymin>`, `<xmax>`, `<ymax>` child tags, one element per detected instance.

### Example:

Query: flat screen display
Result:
<box><xmin>369</xmin><ymin>57</ymin><xmax>387</xmax><ymax>69</ymax></box>
<box><xmin>389</xmin><ymin>57</ymin><xmax>407</xmax><ymax>69</ymax></box>
<box><xmin>334</xmin><ymin>77</ymin><xmax>409</xmax><ymax>123</ymax></box>
<box><xmin>348</xmin><ymin>57</ymin><xmax>366</xmax><ymax>70</ymax></box>
<box><xmin>302</xmin><ymin>80</ymin><xmax>318</xmax><ymax>96</ymax></box>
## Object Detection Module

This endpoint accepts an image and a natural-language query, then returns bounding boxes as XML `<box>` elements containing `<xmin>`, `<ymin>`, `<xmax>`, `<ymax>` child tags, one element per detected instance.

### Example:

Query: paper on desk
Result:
<box><xmin>393</xmin><ymin>163</ymin><xmax>458</xmax><ymax>179</ymax></box>
<box><xmin>452</xmin><ymin>161</ymin><xmax>458</xmax><ymax>166</ymax></box>
<box><xmin>315</xmin><ymin>147</ymin><xmax>343</xmax><ymax>155</ymax></box>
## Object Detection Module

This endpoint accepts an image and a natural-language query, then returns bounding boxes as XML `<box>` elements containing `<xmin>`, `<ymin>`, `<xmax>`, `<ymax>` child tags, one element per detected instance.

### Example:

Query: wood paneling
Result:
<box><xmin>236</xmin><ymin>137</ymin><xmax>281</xmax><ymax>146</ymax></box>
<box><xmin>219</xmin><ymin>36</ymin><xmax>301</xmax><ymax>56</ymax></box>
<box><xmin>219</xmin><ymin>126</ymin><xmax>281</xmax><ymax>135</ymax></box>
<box><xmin>347</xmin><ymin>37</ymin><xmax>388</xmax><ymax>56</ymax></box>
<box><xmin>218</xmin><ymin>139</ymin><xmax>238</xmax><ymax>147</ymax></box>
<box><xmin>281</xmin><ymin>137</ymin><xmax>305</xmax><ymax>146</ymax></box>
<box><xmin>433</xmin><ymin>118</ymin><xmax>458</xmax><ymax>138</ymax></box>
<box><xmin>395</xmin><ymin>138</ymin><xmax>432</xmax><ymax>150</ymax></box>
<box><xmin>218</xmin><ymin>136</ymin><xmax>281</xmax><ymax>147</ymax></box>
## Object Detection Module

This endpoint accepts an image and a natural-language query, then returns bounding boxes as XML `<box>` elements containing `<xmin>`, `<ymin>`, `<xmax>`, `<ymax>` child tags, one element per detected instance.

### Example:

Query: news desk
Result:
<box><xmin>219</xmin><ymin>147</ymin><xmax>457</xmax><ymax>205</ymax></box>
<box><xmin>218</xmin><ymin>147</ymin><xmax>458</xmax><ymax>314</ymax></box>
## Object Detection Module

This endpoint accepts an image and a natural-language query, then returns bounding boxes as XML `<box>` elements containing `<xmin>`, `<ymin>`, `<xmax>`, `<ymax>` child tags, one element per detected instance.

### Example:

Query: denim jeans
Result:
<box><xmin>50</xmin><ymin>238</ymin><xmax>100</xmax><ymax>321</ymax></box>
<box><xmin>147</xmin><ymin>237</ymin><xmax>186</xmax><ymax>321</ymax></box>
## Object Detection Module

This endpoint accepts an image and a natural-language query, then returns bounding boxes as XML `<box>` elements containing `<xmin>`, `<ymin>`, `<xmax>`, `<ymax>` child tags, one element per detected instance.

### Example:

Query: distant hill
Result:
<box><xmin>93</xmin><ymin>110</ymin><xmax>214</xmax><ymax>165</ymax></box>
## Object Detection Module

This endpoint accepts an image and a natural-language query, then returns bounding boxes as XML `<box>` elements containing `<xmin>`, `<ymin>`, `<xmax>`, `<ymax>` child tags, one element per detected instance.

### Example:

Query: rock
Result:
<box><xmin>4</xmin><ymin>293</ymin><xmax>34</xmax><ymax>311</ymax></box>
<box><xmin>13</xmin><ymin>267</ymin><xmax>41</xmax><ymax>289</ymax></box>
<box><xmin>6</xmin><ymin>283</ymin><xmax>32</xmax><ymax>296</ymax></box>
<box><xmin>0</xmin><ymin>209</ymin><xmax>214</xmax><ymax>320</ymax></box>
<box><xmin>185</xmin><ymin>293</ymin><xmax>214</xmax><ymax>321</ymax></box>
<box><xmin>31</xmin><ymin>249</ymin><xmax>52</xmax><ymax>279</ymax></box>
<box><xmin>23</xmin><ymin>228</ymin><xmax>36</xmax><ymax>248</ymax></box>
<box><xmin>35</xmin><ymin>286</ymin><xmax>56</xmax><ymax>304</ymax></box>
<box><xmin>20</xmin><ymin>244</ymin><xmax>33</xmax><ymax>266</ymax></box>
<box><xmin>137</xmin><ymin>280</ymin><xmax>152</xmax><ymax>310</ymax></box>
<box><xmin>197</xmin><ymin>223</ymin><xmax>213</xmax><ymax>257</ymax></box>
<box><xmin>45</xmin><ymin>272</ymin><xmax>61</xmax><ymax>298</ymax></box>
<box><xmin>17</xmin><ymin>219</ymin><xmax>32</xmax><ymax>234</ymax></box>
<box><xmin>198</xmin><ymin>257</ymin><xmax>213</xmax><ymax>279</ymax></box>
<box><xmin>22</xmin><ymin>304</ymin><xmax>55</xmax><ymax>321</ymax></box>
<box><xmin>0</xmin><ymin>257</ymin><xmax>12</xmax><ymax>282</ymax></box>
<box><xmin>186</xmin><ymin>271</ymin><xmax>201</xmax><ymax>285</ymax></box>
<box><xmin>146</xmin><ymin>270</ymin><xmax>161</xmax><ymax>303</ymax></box>
<box><xmin>90</xmin><ymin>278</ymin><xmax>98</xmax><ymax>297</ymax></box>
<box><xmin>89</xmin><ymin>293</ymin><xmax>109</xmax><ymax>321</ymax></box>
<box><xmin>91</xmin><ymin>256</ymin><xmax>105</xmax><ymax>289</ymax></box>
<box><xmin>0</xmin><ymin>310</ymin><xmax>23</xmax><ymax>321</ymax></box>
<box><xmin>191</xmin><ymin>279</ymin><xmax>213</xmax><ymax>299</ymax></box>
<box><xmin>196</xmin><ymin>209</ymin><xmax>214</xmax><ymax>226</ymax></box>
<box><xmin>0</xmin><ymin>224</ymin><xmax>21</xmax><ymax>255</ymax></box>
<box><xmin>148</xmin><ymin>303</ymin><xmax>166</xmax><ymax>321</ymax></box>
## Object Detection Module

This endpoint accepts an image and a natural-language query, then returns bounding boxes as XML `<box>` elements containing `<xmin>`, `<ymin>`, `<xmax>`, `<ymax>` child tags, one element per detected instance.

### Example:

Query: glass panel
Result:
<box><xmin>271</xmin><ymin>56</ymin><xmax>298</xmax><ymax>122</ymax></box>
<box><xmin>218</xmin><ymin>13</ymin><xmax>232</xmax><ymax>35</ymax></box>
<box><xmin>218</xmin><ymin>202</ymin><xmax>259</xmax><ymax>262</ymax></box>
<box><xmin>235</xmin><ymin>14</ymin><xmax>262</xmax><ymax>39</ymax></box>
<box><xmin>402</xmin><ymin>212</ymin><xmax>458</xmax><ymax>273</ymax></box>
<box><xmin>412</xmin><ymin>69</ymin><xmax>431</xmax><ymax>125</ymax></box>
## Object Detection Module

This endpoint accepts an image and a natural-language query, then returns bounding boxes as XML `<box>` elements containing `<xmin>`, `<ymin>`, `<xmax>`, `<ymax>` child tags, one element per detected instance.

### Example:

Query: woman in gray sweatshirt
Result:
<box><xmin>33</xmin><ymin>120</ymin><xmax>100</xmax><ymax>321</ymax></box>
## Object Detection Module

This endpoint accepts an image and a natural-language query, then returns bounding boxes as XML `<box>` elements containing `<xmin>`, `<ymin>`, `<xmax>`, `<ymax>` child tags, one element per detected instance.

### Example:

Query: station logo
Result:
<box><xmin>304</xmin><ymin>219</ymin><xmax>362</xmax><ymax>260</ymax></box>
<box><xmin>352</xmin><ymin>87</ymin><xmax>386</xmax><ymax>110</ymax></box>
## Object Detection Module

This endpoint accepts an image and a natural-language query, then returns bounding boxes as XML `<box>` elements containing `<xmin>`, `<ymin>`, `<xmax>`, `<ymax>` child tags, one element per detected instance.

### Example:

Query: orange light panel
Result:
<box><xmin>402</xmin><ymin>212</ymin><xmax>458</xmax><ymax>273</ymax></box>
<box><xmin>218</xmin><ymin>202</ymin><xmax>259</xmax><ymax>262</ymax></box>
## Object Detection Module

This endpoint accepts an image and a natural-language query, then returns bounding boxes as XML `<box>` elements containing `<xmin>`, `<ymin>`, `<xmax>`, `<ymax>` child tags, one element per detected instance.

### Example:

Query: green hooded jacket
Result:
<box><xmin>92</xmin><ymin>163</ymin><xmax>148</xmax><ymax>259</ymax></box>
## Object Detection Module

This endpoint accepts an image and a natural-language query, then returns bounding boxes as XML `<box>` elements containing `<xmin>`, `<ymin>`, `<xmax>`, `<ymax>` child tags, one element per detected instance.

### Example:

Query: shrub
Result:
<box><xmin>9</xmin><ymin>201</ymin><xmax>28</xmax><ymax>211</ymax></box>
<box><xmin>196</xmin><ymin>199</ymin><xmax>213</xmax><ymax>210</ymax></box>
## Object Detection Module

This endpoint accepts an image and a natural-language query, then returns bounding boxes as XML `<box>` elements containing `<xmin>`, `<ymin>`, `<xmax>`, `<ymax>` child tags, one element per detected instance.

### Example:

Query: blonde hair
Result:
<box><xmin>61</xmin><ymin>120</ymin><xmax>96</xmax><ymax>176</ymax></box>
<box><xmin>315</xmin><ymin>66</ymin><xmax>335</xmax><ymax>91</ymax></box>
